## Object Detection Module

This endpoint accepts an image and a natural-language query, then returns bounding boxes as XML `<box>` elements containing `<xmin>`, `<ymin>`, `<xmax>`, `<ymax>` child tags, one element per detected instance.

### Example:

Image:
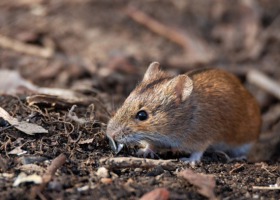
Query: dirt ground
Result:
<box><xmin>0</xmin><ymin>0</ymin><xmax>280</xmax><ymax>199</ymax></box>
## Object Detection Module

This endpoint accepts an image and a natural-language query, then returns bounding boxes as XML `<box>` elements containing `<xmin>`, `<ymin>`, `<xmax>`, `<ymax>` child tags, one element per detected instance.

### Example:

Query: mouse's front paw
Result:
<box><xmin>136</xmin><ymin>146</ymin><xmax>157</xmax><ymax>159</ymax></box>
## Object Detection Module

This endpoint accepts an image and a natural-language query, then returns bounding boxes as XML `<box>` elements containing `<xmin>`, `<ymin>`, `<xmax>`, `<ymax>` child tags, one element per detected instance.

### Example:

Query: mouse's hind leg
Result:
<box><xmin>212</xmin><ymin>142</ymin><xmax>253</xmax><ymax>161</ymax></box>
<box><xmin>227</xmin><ymin>143</ymin><xmax>253</xmax><ymax>160</ymax></box>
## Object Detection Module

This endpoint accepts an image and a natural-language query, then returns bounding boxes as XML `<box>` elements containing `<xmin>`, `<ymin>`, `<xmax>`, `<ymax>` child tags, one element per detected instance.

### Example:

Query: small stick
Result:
<box><xmin>0</xmin><ymin>34</ymin><xmax>53</xmax><ymax>58</ymax></box>
<box><xmin>252</xmin><ymin>186</ymin><xmax>280</xmax><ymax>190</ymax></box>
<box><xmin>125</xmin><ymin>6</ymin><xmax>216</xmax><ymax>66</ymax></box>
<box><xmin>30</xmin><ymin>153</ymin><xmax>67</xmax><ymax>199</ymax></box>
<box><xmin>229</xmin><ymin>163</ymin><xmax>245</xmax><ymax>174</ymax></box>
<box><xmin>247</xmin><ymin>69</ymin><xmax>280</xmax><ymax>100</ymax></box>
<box><xmin>99</xmin><ymin>157</ymin><xmax>177</xmax><ymax>171</ymax></box>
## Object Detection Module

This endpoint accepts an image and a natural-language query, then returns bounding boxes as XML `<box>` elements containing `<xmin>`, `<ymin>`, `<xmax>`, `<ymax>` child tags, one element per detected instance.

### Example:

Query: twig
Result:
<box><xmin>124</xmin><ymin>6</ymin><xmax>214</xmax><ymax>64</ymax></box>
<box><xmin>247</xmin><ymin>69</ymin><xmax>280</xmax><ymax>100</ymax></box>
<box><xmin>67</xmin><ymin>105</ymin><xmax>88</xmax><ymax>125</ymax></box>
<box><xmin>0</xmin><ymin>34</ymin><xmax>97</xmax><ymax>74</ymax></box>
<box><xmin>0</xmin><ymin>125</ymin><xmax>15</xmax><ymax>133</ymax></box>
<box><xmin>229</xmin><ymin>163</ymin><xmax>245</xmax><ymax>174</ymax></box>
<box><xmin>125</xmin><ymin>6</ymin><xmax>188</xmax><ymax>49</ymax></box>
<box><xmin>252</xmin><ymin>186</ymin><xmax>280</xmax><ymax>190</ymax></box>
<box><xmin>99</xmin><ymin>157</ymin><xmax>177</xmax><ymax>171</ymax></box>
<box><xmin>0</xmin><ymin>34</ymin><xmax>53</xmax><ymax>58</ymax></box>
<box><xmin>30</xmin><ymin>153</ymin><xmax>67</xmax><ymax>199</ymax></box>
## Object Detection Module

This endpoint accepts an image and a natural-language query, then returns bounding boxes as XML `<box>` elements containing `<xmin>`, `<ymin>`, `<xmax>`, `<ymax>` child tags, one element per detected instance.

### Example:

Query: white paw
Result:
<box><xmin>136</xmin><ymin>147</ymin><xmax>157</xmax><ymax>158</ymax></box>
<box><xmin>180</xmin><ymin>152</ymin><xmax>203</xmax><ymax>165</ymax></box>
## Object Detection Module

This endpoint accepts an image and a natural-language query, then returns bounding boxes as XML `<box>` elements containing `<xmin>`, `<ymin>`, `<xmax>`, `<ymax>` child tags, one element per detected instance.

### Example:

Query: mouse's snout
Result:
<box><xmin>106</xmin><ymin>121</ymin><xmax>125</xmax><ymax>154</ymax></box>
<box><xmin>106</xmin><ymin>131</ymin><xmax>124</xmax><ymax>154</ymax></box>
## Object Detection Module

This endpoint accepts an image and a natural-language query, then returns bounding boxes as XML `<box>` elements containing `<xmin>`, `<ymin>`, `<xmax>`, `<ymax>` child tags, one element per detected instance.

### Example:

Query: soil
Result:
<box><xmin>0</xmin><ymin>0</ymin><xmax>279</xmax><ymax>199</ymax></box>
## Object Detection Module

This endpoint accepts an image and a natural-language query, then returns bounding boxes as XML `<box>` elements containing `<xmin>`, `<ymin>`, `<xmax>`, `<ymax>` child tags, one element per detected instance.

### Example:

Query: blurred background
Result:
<box><xmin>0</xmin><ymin>1</ymin><xmax>280</xmax><ymax>199</ymax></box>
<box><xmin>0</xmin><ymin>0</ymin><xmax>279</xmax><ymax>91</ymax></box>
<box><xmin>0</xmin><ymin>0</ymin><xmax>280</xmax><ymax>157</ymax></box>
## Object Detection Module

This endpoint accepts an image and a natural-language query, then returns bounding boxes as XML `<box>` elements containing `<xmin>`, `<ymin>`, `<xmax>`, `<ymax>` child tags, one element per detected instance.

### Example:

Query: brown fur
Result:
<box><xmin>106</xmin><ymin>63</ymin><xmax>261</xmax><ymax>156</ymax></box>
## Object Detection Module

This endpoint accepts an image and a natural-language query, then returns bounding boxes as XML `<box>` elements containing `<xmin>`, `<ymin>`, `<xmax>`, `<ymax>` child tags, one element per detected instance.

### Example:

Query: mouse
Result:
<box><xmin>106</xmin><ymin>62</ymin><xmax>261</xmax><ymax>163</ymax></box>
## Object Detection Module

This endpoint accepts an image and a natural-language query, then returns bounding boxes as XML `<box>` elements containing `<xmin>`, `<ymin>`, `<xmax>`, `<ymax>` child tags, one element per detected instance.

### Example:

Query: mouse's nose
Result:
<box><xmin>107</xmin><ymin>133</ymin><xmax>124</xmax><ymax>154</ymax></box>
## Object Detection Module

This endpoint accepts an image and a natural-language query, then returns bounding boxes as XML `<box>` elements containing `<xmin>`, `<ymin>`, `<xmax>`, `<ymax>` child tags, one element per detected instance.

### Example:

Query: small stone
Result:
<box><xmin>126</xmin><ymin>178</ymin><xmax>134</xmax><ymax>184</ymax></box>
<box><xmin>96</xmin><ymin>167</ymin><xmax>109</xmax><ymax>178</ymax></box>
<box><xmin>252</xmin><ymin>194</ymin><xmax>259</xmax><ymax>199</ymax></box>
<box><xmin>100</xmin><ymin>178</ymin><xmax>113</xmax><ymax>184</ymax></box>
<box><xmin>245</xmin><ymin>192</ymin><xmax>251</xmax><ymax>198</ymax></box>
<box><xmin>134</xmin><ymin>168</ymin><xmax>143</xmax><ymax>172</ymax></box>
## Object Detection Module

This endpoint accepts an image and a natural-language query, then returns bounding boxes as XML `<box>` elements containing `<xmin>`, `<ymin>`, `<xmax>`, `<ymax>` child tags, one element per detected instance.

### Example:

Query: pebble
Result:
<box><xmin>96</xmin><ymin>167</ymin><xmax>109</xmax><ymax>178</ymax></box>
<box><xmin>100</xmin><ymin>178</ymin><xmax>113</xmax><ymax>184</ymax></box>
<box><xmin>134</xmin><ymin>168</ymin><xmax>143</xmax><ymax>172</ymax></box>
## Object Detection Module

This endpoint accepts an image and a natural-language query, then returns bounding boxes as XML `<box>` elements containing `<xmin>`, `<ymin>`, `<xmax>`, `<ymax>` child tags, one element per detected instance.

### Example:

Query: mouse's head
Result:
<box><xmin>106</xmin><ymin>62</ymin><xmax>193</xmax><ymax>153</ymax></box>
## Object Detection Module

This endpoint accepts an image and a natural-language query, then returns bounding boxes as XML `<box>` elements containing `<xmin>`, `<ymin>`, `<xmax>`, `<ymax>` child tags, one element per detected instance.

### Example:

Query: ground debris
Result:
<box><xmin>139</xmin><ymin>188</ymin><xmax>170</xmax><ymax>200</ymax></box>
<box><xmin>13</xmin><ymin>172</ymin><xmax>43</xmax><ymax>187</ymax></box>
<box><xmin>178</xmin><ymin>168</ymin><xmax>218</xmax><ymax>200</ymax></box>
<box><xmin>30</xmin><ymin>153</ymin><xmax>66</xmax><ymax>199</ymax></box>
<box><xmin>253</xmin><ymin>177</ymin><xmax>280</xmax><ymax>190</ymax></box>
<box><xmin>99</xmin><ymin>157</ymin><xmax>177</xmax><ymax>171</ymax></box>
<box><xmin>0</xmin><ymin>106</ymin><xmax>48</xmax><ymax>135</ymax></box>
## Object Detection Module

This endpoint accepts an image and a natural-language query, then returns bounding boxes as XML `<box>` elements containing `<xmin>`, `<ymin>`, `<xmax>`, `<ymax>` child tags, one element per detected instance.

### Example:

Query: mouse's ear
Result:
<box><xmin>167</xmin><ymin>74</ymin><xmax>193</xmax><ymax>102</ymax></box>
<box><xmin>143</xmin><ymin>62</ymin><xmax>160</xmax><ymax>82</ymax></box>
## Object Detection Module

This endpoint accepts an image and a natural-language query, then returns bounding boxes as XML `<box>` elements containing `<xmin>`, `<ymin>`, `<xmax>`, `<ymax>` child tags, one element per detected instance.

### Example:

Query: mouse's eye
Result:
<box><xmin>136</xmin><ymin>110</ymin><xmax>148</xmax><ymax>121</ymax></box>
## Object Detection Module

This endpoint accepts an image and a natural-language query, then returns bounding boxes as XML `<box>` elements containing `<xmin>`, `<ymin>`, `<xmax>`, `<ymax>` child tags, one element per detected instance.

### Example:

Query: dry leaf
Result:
<box><xmin>0</xmin><ymin>107</ymin><xmax>48</xmax><ymax>135</ymax></box>
<box><xmin>178</xmin><ymin>169</ymin><xmax>218</xmax><ymax>200</ymax></box>
<box><xmin>0</xmin><ymin>70</ymin><xmax>95</xmax><ymax>107</ymax></box>
<box><xmin>8</xmin><ymin>147</ymin><xmax>27</xmax><ymax>156</ymax></box>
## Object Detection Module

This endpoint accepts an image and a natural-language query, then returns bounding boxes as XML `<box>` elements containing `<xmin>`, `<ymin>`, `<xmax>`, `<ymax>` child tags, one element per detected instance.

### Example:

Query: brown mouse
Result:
<box><xmin>106</xmin><ymin>62</ymin><xmax>261</xmax><ymax>162</ymax></box>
